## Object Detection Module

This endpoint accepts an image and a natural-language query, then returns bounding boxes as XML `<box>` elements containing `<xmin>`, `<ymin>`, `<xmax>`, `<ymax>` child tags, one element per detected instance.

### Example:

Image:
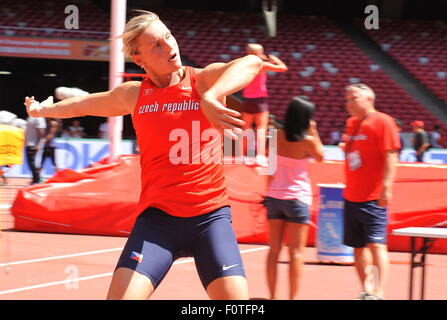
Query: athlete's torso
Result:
<box><xmin>131</xmin><ymin>66</ymin><xmax>228</xmax><ymax>217</ymax></box>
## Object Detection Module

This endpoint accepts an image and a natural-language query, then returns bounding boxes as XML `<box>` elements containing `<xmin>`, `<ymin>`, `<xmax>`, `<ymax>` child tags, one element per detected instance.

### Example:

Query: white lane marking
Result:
<box><xmin>12</xmin><ymin>215</ymin><xmax>71</xmax><ymax>227</ymax></box>
<box><xmin>0</xmin><ymin>247</ymin><xmax>123</xmax><ymax>267</ymax></box>
<box><xmin>0</xmin><ymin>246</ymin><xmax>268</xmax><ymax>296</ymax></box>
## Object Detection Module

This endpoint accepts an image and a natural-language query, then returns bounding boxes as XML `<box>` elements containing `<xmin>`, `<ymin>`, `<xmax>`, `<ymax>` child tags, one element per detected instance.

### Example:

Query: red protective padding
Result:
<box><xmin>12</xmin><ymin>155</ymin><xmax>141</xmax><ymax>237</ymax></box>
<box><xmin>223</xmin><ymin>164</ymin><xmax>269</xmax><ymax>244</ymax></box>
<box><xmin>223</xmin><ymin>160</ymin><xmax>447</xmax><ymax>254</ymax></box>
<box><xmin>11</xmin><ymin>156</ymin><xmax>447</xmax><ymax>253</ymax></box>
<box><xmin>310</xmin><ymin>161</ymin><xmax>447</xmax><ymax>254</ymax></box>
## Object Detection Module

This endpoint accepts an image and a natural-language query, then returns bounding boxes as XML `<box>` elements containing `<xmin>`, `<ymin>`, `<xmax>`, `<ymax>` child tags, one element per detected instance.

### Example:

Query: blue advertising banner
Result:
<box><xmin>323</xmin><ymin>146</ymin><xmax>447</xmax><ymax>164</ymax></box>
<box><xmin>317</xmin><ymin>184</ymin><xmax>354</xmax><ymax>263</ymax></box>
<box><xmin>3</xmin><ymin>138</ymin><xmax>135</xmax><ymax>179</ymax></box>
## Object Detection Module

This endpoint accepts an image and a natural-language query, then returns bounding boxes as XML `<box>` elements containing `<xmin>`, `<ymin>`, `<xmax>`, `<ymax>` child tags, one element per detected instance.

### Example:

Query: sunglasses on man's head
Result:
<box><xmin>346</xmin><ymin>83</ymin><xmax>369</xmax><ymax>90</ymax></box>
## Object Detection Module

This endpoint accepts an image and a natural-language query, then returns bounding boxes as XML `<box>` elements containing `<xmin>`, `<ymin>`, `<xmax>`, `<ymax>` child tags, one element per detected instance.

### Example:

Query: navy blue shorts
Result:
<box><xmin>242</xmin><ymin>97</ymin><xmax>269</xmax><ymax>114</ymax></box>
<box><xmin>114</xmin><ymin>206</ymin><xmax>245</xmax><ymax>290</ymax></box>
<box><xmin>263</xmin><ymin>196</ymin><xmax>310</xmax><ymax>224</ymax></box>
<box><xmin>343</xmin><ymin>199</ymin><xmax>388</xmax><ymax>248</ymax></box>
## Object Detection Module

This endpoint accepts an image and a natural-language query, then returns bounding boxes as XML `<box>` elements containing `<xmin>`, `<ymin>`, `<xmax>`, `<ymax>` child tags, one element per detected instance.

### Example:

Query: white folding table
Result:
<box><xmin>392</xmin><ymin>227</ymin><xmax>447</xmax><ymax>300</ymax></box>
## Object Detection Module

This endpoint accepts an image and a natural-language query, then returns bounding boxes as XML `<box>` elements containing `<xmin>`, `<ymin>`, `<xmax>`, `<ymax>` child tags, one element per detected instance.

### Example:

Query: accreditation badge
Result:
<box><xmin>347</xmin><ymin>150</ymin><xmax>362</xmax><ymax>171</ymax></box>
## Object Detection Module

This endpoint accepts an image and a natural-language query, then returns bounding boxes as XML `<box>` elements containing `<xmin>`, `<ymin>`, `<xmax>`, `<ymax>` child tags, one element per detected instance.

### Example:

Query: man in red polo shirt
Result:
<box><xmin>341</xmin><ymin>83</ymin><xmax>400</xmax><ymax>300</ymax></box>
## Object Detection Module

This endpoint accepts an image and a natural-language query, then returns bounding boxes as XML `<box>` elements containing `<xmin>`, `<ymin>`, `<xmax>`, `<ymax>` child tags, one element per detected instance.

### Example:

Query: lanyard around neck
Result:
<box><xmin>345</xmin><ymin>111</ymin><xmax>374</xmax><ymax>154</ymax></box>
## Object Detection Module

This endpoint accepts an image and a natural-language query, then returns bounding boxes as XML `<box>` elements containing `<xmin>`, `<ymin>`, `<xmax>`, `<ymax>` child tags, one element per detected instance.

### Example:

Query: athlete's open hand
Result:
<box><xmin>25</xmin><ymin>96</ymin><xmax>53</xmax><ymax>117</ymax></box>
<box><xmin>200</xmin><ymin>93</ymin><xmax>244</xmax><ymax>139</ymax></box>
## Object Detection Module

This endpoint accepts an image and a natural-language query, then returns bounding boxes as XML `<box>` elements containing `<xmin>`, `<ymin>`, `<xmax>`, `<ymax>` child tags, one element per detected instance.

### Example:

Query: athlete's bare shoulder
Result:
<box><xmin>192</xmin><ymin>67</ymin><xmax>204</xmax><ymax>81</ymax></box>
<box><xmin>117</xmin><ymin>80</ymin><xmax>141</xmax><ymax>92</ymax></box>
<box><xmin>111</xmin><ymin>81</ymin><xmax>142</xmax><ymax>114</ymax></box>
<box><xmin>193</xmin><ymin>67</ymin><xmax>204</xmax><ymax>74</ymax></box>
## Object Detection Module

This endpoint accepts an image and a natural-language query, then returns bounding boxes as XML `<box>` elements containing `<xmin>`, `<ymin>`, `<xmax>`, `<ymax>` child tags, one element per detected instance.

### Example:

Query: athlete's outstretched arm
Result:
<box><xmin>25</xmin><ymin>81</ymin><xmax>140</xmax><ymax>119</ymax></box>
<box><xmin>261</xmin><ymin>54</ymin><xmax>288</xmax><ymax>73</ymax></box>
<box><xmin>194</xmin><ymin>54</ymin><xmax>263</xmax><ymax>132</ymax></box>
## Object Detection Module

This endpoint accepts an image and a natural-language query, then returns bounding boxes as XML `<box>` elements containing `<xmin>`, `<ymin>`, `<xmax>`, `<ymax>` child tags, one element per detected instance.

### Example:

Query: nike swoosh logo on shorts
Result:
<box><xmin>181</xmin><ymin>86</ymin><xmax>192</xmax><ymax>90</ymax></box>
<box><xmin>222</xmin><ymin>264</ymin><xmax>238</xmax><ymax>271</ymax></box>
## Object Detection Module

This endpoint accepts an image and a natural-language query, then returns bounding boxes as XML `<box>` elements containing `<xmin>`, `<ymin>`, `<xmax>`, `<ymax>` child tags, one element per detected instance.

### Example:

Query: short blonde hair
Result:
<box><xmin>120</xmin><ymin>10</ymin><xmax>160</xmax><ymax>57</ymax></box>
<box><xmin>246</xmin><ymin>43</ymin><xmax>264</xmax><ymax>55</ymax></box>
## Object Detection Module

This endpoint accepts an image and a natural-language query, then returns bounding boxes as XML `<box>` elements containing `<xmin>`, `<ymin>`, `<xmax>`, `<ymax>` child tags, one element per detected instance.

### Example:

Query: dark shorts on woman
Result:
<box><xmin>263</xmin><ymin>196</ymin><xmax>310</xmax><ymax>224</ymax></box>
<box><xmin>242</xmin><ymin>97</ymin><xmax>269</xmax><ymax>114</ymax></box>
<box><xmin>343</xmin><ymin>199</ymin><xmax>388</xmax><ymax>248</ymax></box>
<box><xmin>114</xmin><ymin>206</ymin><xmax>245</xmax><ymax>290</ymax></box>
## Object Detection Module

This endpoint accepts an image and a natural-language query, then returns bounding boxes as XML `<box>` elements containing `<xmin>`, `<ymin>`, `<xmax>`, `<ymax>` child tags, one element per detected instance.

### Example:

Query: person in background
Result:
<box><xmin>98</xmin><ymin>118</ymin><xmax>109</xmax><ymax>139</ymax></box>
<box><xmin>68</xmin><ymin>119</ymin><xmax>87</xmax><ymax>138</ymax></box>
<box><xmin>0</xmin><ymin>166</ymin><xmax>8</xmax><ymax>185</ymax></box>
<box><xmin>40</xmin><ymin>118</ymin><xmax>59</xmax><ymax>174</ymax></box>
<box><xmin>393</xmin><ymin>118</ymin><xmax>404</xmax><ymax>159</ymax></box>
<box><xmin>25</xmin><ymin>115</ymin><xmax>46</xmax><ymax>184</ymax></box>
<box><xmin>263</xmin><ymin>96</ymin><xmax>323</xmax><ymax>300</ymax></box>
<box><xmin>341</xmin><ymin>83</ymin><xmax>400</xmax><ymax>300</ymax></box>
<box><xmin>411</xmin><ymin>120</ymin><xmax>430</xmax><ymax>162</ymax></box>
<box><xmin>242</xmin><ymin>43</ymin><xmax>287</xmax><ymax>167</ymax></box>
<box><xmin>329</xmin><ymin>124</ymin><xmax>344</xmax><ymax>145</ymax></box>
<box><xmin>429</xmin><ymin>125</ymin><xmax>443</xmax><ymax>149</ymax></box>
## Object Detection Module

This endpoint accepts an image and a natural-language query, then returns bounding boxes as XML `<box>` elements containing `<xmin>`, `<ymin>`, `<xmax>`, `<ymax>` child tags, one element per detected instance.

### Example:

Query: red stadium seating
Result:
<box><xmin>157</xmin><ymin>9</ymin><xmax>446</xmax><ymax>140</ymax></box>
<box><xmin>0</xmin><ymin>0</ymin><xmax>110</xmax><ymax>40</ymax></box>
<box><xmin>359</xmin><ymin>18</ymin><xmax>447</xmax><ymax>130</ymax></box>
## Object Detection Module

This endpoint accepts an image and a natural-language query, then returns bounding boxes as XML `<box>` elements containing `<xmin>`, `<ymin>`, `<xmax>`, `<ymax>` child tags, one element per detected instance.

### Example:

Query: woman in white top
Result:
<box><xmin>264</xmin><ymin>96</ymin><xmax>323</xmax><ymax>299</ymax></box>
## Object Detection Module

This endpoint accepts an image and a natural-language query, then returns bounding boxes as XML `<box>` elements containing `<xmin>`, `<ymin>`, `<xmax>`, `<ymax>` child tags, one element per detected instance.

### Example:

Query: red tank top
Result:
<box><xmin>132</xmin><ymin>66</ymin><xmax>228</xmax><ymax>217</ymax></box>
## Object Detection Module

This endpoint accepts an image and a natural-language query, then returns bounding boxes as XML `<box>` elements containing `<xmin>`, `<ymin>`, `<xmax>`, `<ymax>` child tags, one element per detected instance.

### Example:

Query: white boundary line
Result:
<box><xmin>0</xmin><ymin>273</ymin><xmax>114</xmax><ymax>296</ymax></box>
<box><xmin>0</xmin><ymin>246</ymin><xmax>268</xmax><ymax>296</ymax></box>
<box><xmin>0</xmin><ymin>247</ymin><xmax>124</xmax><ymax>267</ymax></box>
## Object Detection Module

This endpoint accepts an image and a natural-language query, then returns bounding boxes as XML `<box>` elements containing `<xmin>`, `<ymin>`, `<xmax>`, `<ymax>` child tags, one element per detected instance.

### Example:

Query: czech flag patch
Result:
<box><xmin>130</xmin><ymin>251</ymin><xmax>143</xmax><ymax>263</ymax></box>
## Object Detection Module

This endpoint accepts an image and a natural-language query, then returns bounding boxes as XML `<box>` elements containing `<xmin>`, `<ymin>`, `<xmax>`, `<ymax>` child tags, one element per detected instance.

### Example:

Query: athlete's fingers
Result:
<box><xmin>24</xmin><ymin>96</ymin><xmax>41</xmax><ymax>117</ymax></box>
<box><xmin>200</xmin><ymin>96</ymin><xmax>243</xmax><ymax>128</ymax></box>
<box><xmin>219</xmin><ymin>106</ymin><xmax>241</xmax><ymax>119</ymax></box>
<box><xmin>217</xmin><ymin>113</ymin><xmax>245</xmax><ymax>128</ymax></box>
<box><xmin>25</xmin><ymin>96</ymin><xmax>36</xmax><ymax>106</ymax></box>
<box><xmin>42</xmin><ymin>96</ymin><xmax>54</xmax><ymax>106</ymax></box>
<box><xmin>215</xmin><ymin>119</ymin><xmax>239</xmax><ymax>131</ymax></box>
<box><xmin>221</xmin><ymin>127</ymin><xmax>240</xmax><ymax>140</ymax></box>
<box><xmin>214</xmin><ymin>120</ymin><xmax>243</xmax><ymax>140</ymax></box>
<box><xmin>222</xmin><ymin>129</ymin><xmax>237</xmax><ymax>140</ymax></box>
<box><xmin>211</xmin><ymin>102</ymin><xmax>241</xmax><ymax>118</ymax></box>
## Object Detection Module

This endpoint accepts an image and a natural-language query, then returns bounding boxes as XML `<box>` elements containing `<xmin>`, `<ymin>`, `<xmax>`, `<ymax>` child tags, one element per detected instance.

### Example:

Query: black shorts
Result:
<box><xmin>242</xmin><ymin>97</ymin><xmax>269</xmax><ymax>114</ymax></box>
<box><xmin>114</xmin><ymin>206</ymin><xmax>246</xmax><ymax>289</ymax></box>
